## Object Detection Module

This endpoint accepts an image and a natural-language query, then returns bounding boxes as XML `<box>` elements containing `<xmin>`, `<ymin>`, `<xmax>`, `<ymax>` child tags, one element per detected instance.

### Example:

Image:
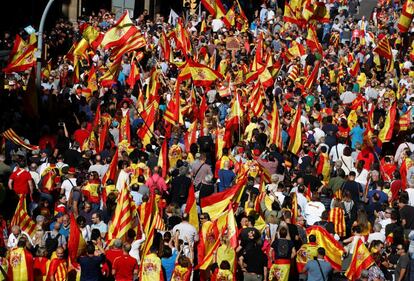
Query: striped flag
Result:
<box><xmin>110</xmin><ymin>32</ymin><xmax>146</xmax><ymax>63</ymax></box>
<box><xmin>399</xmin><ymin>111</ymin><xmax>410</xmax><ymax>132</ymax></box>
<box><xmin>349</xmin><ymin>59</ymin><xmax>360</xmax><ymax>77</ymax></box>
<box><xmin>107</xmin><ymin>187</ymin><xmax>138</xmax><ymax>242</ymax></box>
<box><xmin>248</xmin><ymin>82</ymin><xmax>265</xmax><ymax>117</ymax></box>
<box><xmin>67</xmin><ymin>213</ymin><xmax>86</xmax><ymax>268</ymax></box>
<box><xmin>9</xmin><ymin>247</ymin><xmax>34</xmax><ymax>281</ymax></box>
<box><xmin>374</xmin><ymin>36</ymin><xmax>392</xmax><ymax>60</ymax></box>
<box><xmin>269</xmin><ymin>102</ymin><xmax>283</xmax><ymax>149</ymax></box>
<box><xmin>328</xmin><ymin>207</ymin><xmax>346</xmax><ymax>237</ymax></box>
<box><xmin>287</xmin><ymin>64</ymin><xmax>300</xmax><ymax>81</ymax></box>
<box><xmin>137</xmin><ymin>102</ymin><xmax>156</xmax><ymax>146</ymax></box>
<box><xmin>102</xmin><ymin>149</ymin><xmax>118</xmax><ymax>186</ymax></box>
<box><xmin>345</xmin><ymin>238</ymin><xmax>374</xmax><ymax>281</ymax></box>
<box><xmin>304</xmin><ymin>61</ymin><xmax>320</xmax><ymax>90</ymax></box>
<box><xmin>185</xmin><ymin>184</ymin><xmax>199</xmax><ymax>231</ymax></box>
<box><xmin>101</xmin><ymin>11</ymin><xmax>139</xmax><ymax>49</ymax></box>
<box><xmin>2</xmin><ymin>128</ymin><xmax>39</xmax><ymax>151</ymax></box>
<box><xmin>378</xmin><ymin>102</ymin><xmax>397</xmax><ymax>144</ymax></box>
<box><xmin>288</xmin><ymin>107</ymin><xmax>302</xmax><ymax>154</ymax></box>
<box><xmin>11</xmin><ymin>195</ymin><xmax>36</xmax><ymax>237</ymax></box>
<box><xmin>398</xmin><ymin>0</ymin><xmax>414</xmax><ymax>33</ymax></box>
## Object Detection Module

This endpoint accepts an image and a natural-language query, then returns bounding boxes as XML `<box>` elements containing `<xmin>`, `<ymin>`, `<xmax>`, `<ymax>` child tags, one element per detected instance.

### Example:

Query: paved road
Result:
<box><xmin>357</xmin><ymin>0</ymin><xmax>378</xmax><ymax>19</ymax></box>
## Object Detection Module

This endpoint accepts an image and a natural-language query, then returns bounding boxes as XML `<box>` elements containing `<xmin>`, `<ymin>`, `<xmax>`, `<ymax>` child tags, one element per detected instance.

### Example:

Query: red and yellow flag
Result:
<box><xmin>296</xmin><ymin>242</ymin><xmax>319</xmax><ymax>272</ymax></box>
<box><xmin>110</xmin><ymin>32</ymin><xmax>146</xmax><ymax>63</ymax></box>
<box><xmin>306</xmin><ymin>226</ymin><xmax>345</xmax><ymax>271</ymax></box>
<box><xmin>328</xmin><ymin>207</ymin><xmax>346</xmax><ymax>237</ymax></box>
<box><xmin>67</xmin><ymin>213</ymin><xmax>86</xmax><ymax>268</ymax></box>
<box><xmin>345</xmin><ymin>238</ymin><xmax>375</xmax><ymax>281</ymax></box>
<box><xmin>11</xmin><ymin>195</ymin><xmax>36</xmax><ymax>237</ymax></box>
<box><xmin>157</xmin><ymin>138</ymin><xmax>169</xmax><ymax>179</ymax></box>
<box><xmin>269</xmin><ymin>102</ymin><xmax>283</xmax><ymax>149</ymax></box>
<box><xmin>304</xmin><ymin>61</ymin><xmax>320</xmax><ymax>90</ymax></box>
<box><xmin>374</xmin><ymin>36</ymin><xmax>392</xmax><ymax>60</ymax></box>
<box><xmin>378</xmin><ymin>102</ymin><xmax>397</xmax><ymax>144</ymax></box>
<box><xmin>185</xmin><ymin>184</ymin><xmax>199</xmax><ymax>231</ymax></box>
<box><xmin>102</xmin><ymin>149</ymin><xmax>118</xmax><ymax>186</ymax></box>
<box><xmin>398</xmin><ymin>0</ymin><xmax>414</xmax><ymax>33</ymax></box>
<box><xmin>349</xmin><ymin>59</ymin><xmax>360</xmax><ymax>77</ymax></box>
<box><xmin>9</xmin><ymin>247</ymin><xmax>34</xmax><ymax>281</ymax></box>
<box><xmin>399</xmin><ymin>111</ymin><xmax>410</xmax><ymax>132</ymax></box>
<box><xmin>101</xmin><ymin>11</ymin><xmax>139</xmax><ymax>49</ymax></box>
<box><xmin>288</xmin><ymin>107</ymin><xmax>302</xmax><ymax>154</ymax></box>
<box><xmin>306</xmin><ymin>27</ymin><xmax>323</xmax><ymax>54</ymax></box>
<box><xmin>137</xmin><ymin>102</ymin><xmax>156</xmax><ymax>146</ymax></box>
<box><xmin>107</xmin><ymin>187</ymin><xmax>137</xmax><ymax>241</ymax></box>
<box><xmin>178</xmin><ymin>59</ymin><xmax>223</xmax><ymax>87</ymax></box>
<box><xmin>248</xmin><ymin>82</ymin><xmax>265</xmax><ymax>117</ymax></box>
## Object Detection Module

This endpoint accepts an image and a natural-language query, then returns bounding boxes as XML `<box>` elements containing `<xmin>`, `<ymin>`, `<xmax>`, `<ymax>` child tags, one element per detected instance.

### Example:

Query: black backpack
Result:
<box><xmin>45</xmin><ymin>232</ymin><xmax>60</xmax><ymax>257</ymax></box>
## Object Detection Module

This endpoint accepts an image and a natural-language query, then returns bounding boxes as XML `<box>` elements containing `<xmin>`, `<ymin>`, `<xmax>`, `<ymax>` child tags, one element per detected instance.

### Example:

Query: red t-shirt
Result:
<box><xmin>73</xmin><ymin>128</ymin><xmax>89</xmax><ymax>146</ymax></box>
<box><xmin>10</xmin><ymin>168</ymin><xmax>32</xmax><ymax>194</ymax></box>
<box><xmin>113</xmin><ymin>254</ymin><xmax>138</xmax><ymax>281</ymax></box>
<box><xmin>105</xmin><ymin>248</ymin><xmax>123</xmax><ymax>268</ymax></box>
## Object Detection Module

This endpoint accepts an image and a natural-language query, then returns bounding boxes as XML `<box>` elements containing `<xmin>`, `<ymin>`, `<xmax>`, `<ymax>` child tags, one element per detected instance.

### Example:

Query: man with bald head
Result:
<box><xmin>47</xmin><ymin>246</ymin><xmax>68</xmax><ymax>281</ymax></box>
<box><xmin>88</xmin><ymin>154</ymin><xmax>108</xmax><ymax>179</ymax></box>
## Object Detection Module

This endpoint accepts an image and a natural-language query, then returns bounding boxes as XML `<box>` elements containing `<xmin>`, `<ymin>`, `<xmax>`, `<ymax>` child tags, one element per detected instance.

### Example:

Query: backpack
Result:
<box><xmin>45</xmin><ymin>232</ymin><xmax>61</xmax><ymax>257</ymax></box>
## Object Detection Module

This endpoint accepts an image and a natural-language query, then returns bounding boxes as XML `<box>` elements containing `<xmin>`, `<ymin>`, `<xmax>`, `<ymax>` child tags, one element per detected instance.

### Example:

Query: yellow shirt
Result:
<box><xmin>217</xmin><ymin>244</ymin><xmax>235</xmax><ymax>271</ymax></box>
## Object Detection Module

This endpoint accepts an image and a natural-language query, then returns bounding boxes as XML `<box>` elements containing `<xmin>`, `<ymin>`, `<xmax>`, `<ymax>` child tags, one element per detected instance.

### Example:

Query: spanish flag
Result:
<box><xmin>178</xmin><ymin>59</ymin><xmax>223</xmax><ymax>87</ymax></box>
<box><xmin>269</xmin><ymin>259</ymin><xmax>290</xmax><ymax>281</ymax></box>
<box><xmin>399</xmin><ymin>111</ymin><xmax>410</xmax><ymax>132</ymax></box>
<box><xmin>328</xmin><ymin>207</ymin><xmax>346</xmax><ymax>237</ymax></box>
<box><xmin>3</xmin><ymin>44</ymin><xmax>35</xmax><ymax>73</ymax></box>
<box><xmin>101</xmin><ymin>11</ymin><xmax>139</xmax><ymax>49</ymax></box>
<box><xmin>349</xmin><ymin>59</ymin><xmax>360</xmax><ymax>77</ymax></box>
<box><xmin>146</xmin><ymin>69</ymin><xmax>161</xmax><ymax>107</ymax></box>
<box><xmin>164</xmin><ymin>89</ymin><xmax>182</xmax><ymax>126</ymax></box>
<box><xmin>87</xmin><ymin>65</ymin><xmax>98</xmax><ymax>93</ymax></box>
<box><xmin>11</xmin><ymin>195</ymin><xmax>36</xmax><ymax>237</ymax></box>
<box><xmin>82</xmin><ymin>180</ymin><xmax>100</xmax><ymax>204</ymax></box>
<box><xmin>306</xmin><ymin>226</ymin><xmax>344</xmax><ymax>271</ymax></box>
<box><xmin>126</xmin><ymin>60</ymin><xmax>140</xmax><ymax>89</ymax></box>
<box><xmin>398</xmin><ymin>0</ymin><xmax>414</xmax><ymax>33</ymax></box>
<box><xmin>378</xmin><ymin>102</ymin><xmax>396</xmax><ymax>144</ymax></box>
<box><xmin>296</xmin><ymin>242</ymin><xmax>319</xmax><ymax>272</ymax></box>
<box><xmin>223</xmin><ymin>6</ymin><xmax>236</xmax><ymax>28</ymax></box>
<box><xmin>102</xmin><ymin>149</ymin><xmax>118</xmax><ymax>186</ymax></box>
<box><xmin>81</xmin><ymin>24</ymin><xmax>103</xmax><ymax>50</ymax></box>
<box><xmin>291</xmin><ymin>192</ymin><xmax>299</xmax><ymax>224</ymax></box>
<box><xmin>269</xmin><ymin>102</ymin><xmax>283</xmax><ymax>150</ymax></box>
<box><xmin>185</xmin><ymin>184</ymin><xmax>199</xmax><ymax>231</ymax></box>
<box><xmin>157</xmin><ymin>138</ymin><xmax>169</xmax><ymax>179</ymax></box>
<box><xmin>288</xmin><ymin>106</ymin><xmax>302</xmax><ymax>154</ymax></box>
<box><xmin>175</xmin><ymin>18</ymin><xmax>192</xmax><ymax>55</ymax></box>
<box><xmin>201</xmin><ymin>175</ymin><xmax>247</xmax><ymax>220</ymax></box>
<box><xmin>306</xmin><ymin>27</ymin><xmax>323</xmax><ymax>54</ymax></box>
<box><xmin>107</xmin><ymin>187</ymin><xmax>138</xmax><ymax>242</ymax></box>
<box><xmin>345</xmin><ymin>238</ymin><xmax>374</xmax><ymax>281</ymax></box>
<box><xmin>100</xmin><ymin>60</ymin><xmax>121</xmax><ymax>87</ymax></box>
<box><xmin>67</xmin><ymin>213</ymin><xmax>86</xmax><ymax>268</ymax></box>
<box><xmin>286</xmin><ymin>41</ymin><xmax>306</xmax><ymax>60</ymax></box>
<box><xmin>9</xmin><ymin>247</ymin><xmax>34</xmax><ymax>281</ymax></box>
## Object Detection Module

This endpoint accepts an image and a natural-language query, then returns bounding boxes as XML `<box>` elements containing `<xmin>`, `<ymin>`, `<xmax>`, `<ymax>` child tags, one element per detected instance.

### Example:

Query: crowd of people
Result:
<box><xmin>2</xmin><ymin>0</ymin><xmax>414</xmax><ymax>280</ymax></box>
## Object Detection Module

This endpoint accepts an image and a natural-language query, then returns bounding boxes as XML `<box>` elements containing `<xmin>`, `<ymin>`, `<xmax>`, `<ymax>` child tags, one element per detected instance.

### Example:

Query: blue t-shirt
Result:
<box><xmin>350</xmin><ymin>126</ymin><xmax>365</xmax><ymax>149</ymax></box>
<box><xmin>218</xmin><ymin>169</ymin><xmax>236</xmax><ymax>192</ymax></box>
<box><xmin>305</xmin><ymin>259</ymin><xmax>332</xmax><ymax>281</ymax></box>
<box><xmin>78</xmin><ymin>254</ymin><xmax>105</xmax><ymax>281</ymax></box>
<box><xmin>161</xmin><ymin>249</ymin><xmax>178</xmax><ymax>281</ymax></box>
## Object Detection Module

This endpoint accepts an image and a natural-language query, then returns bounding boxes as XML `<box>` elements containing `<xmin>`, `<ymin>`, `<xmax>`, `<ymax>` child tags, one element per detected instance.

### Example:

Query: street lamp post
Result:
<box><xmin>35</xmin><ymin>0</ymin><xmax>55</xmax><ymax>89</ymax></box>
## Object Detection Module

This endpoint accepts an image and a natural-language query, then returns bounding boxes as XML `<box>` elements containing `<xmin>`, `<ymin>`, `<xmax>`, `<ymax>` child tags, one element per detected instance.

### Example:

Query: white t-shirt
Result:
<box><xmin>130</xmin><ymin>233</ymin><xmax>146</xmax><ymax>264</ymax></box>
<box><xmin>172</xmin><ymin>222</ymin><xmax>199</xmax><ymax>244</ymax></box>
<box><xmin>61</xmin><ymin>178</ymin><xmax>77</xmax><ymax>199</ymax></box>
<box><xmin>304</xmin><ymin>201</ymin><xmax>325</xmax><ymax>226</ymax></box>
<box><xmin>367</xmin><ymin>232</ymin><xmax>386</xmax><ymax>243</ymax></box>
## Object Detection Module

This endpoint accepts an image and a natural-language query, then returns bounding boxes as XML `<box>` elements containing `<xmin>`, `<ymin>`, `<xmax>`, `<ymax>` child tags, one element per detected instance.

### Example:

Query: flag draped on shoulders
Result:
<box><xmin>67</xmin><ymin>214</ymin><xmax>86</xmax><ymax>268</ymax></box>
<box><xmin>8</xmin><ymin>247</ymin><xmax>34</xmax><ymax>281</ymax></box>
<box><xmin>345</xmin><ymin>238</ymin><xmax>374</xmax><ymax>281</ymax></box>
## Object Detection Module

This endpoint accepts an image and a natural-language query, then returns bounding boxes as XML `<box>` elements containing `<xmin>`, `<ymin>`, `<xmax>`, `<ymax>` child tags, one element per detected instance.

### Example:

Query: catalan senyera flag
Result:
<box><xmin>101</xmin><ymin>11</ymin><xmax>139</xmax><ymax>49</ymax></box>
<box><xmin>304</xmin><ymin>61</ymin><xmax>320</xmax><ymax>90</ymax></box>
<box><xmin>11</xmin><ymin>195</ymin><xmax>36</xmax><ymax>237</ymax></box>
<box><xmin>146</xmin><ymin>69</ymin><xmax>161</xmax><ymax>107</ymax></box>
<box><xmin>374</xmin><ymin>36</ymin><xmax>392</xmax><ymax>60</ymax></box>
<box><xmin>287</xmin><ymin>64</ymin><xmax>300</xmax><ymax>81</ymax></box>
<box><xmin>110</xmin><ymin>31</ymin><xmax>146</xmax><ymax>63</ymax></box>
<box><xmin>345</xmin><ymin>238</ymin><xmax>375</xmax><ymax>281</ymax></box>
<box><xmin>288</xmin><ymin>107</ymin><xmax>302</xmax><ymax>154</ymax></box>
<box><xmin>306</xmin><ymin>27</ymin><xmax>323</xmax><ymax>54</ymax></box>
<box><xmin>328</xmin><ymin>207</ymin><xmax>346</xmax><ymax>237</ymax></box>
<box><xmin>185</xmin><ymin>184</ymin><xmax>199</xmax><ymax>231</ymax></box>
<box><xmin>107</xmin><ymin>187</ymin><xmax>137</xmax><ymax>242</ymax></box>
<box><xmin>306</xmin><ymin>226</ymin><xmax>345</xmax><ymax>271</ymax></box>
<box><xmin>398</xmin><ymin>0</ymin><xmax>414</xmax><ymax>33</ymax></box>
<box><xmin>2</xmin><ymin>128</ymin><xmax>39</xmax><ymax>151</ymax></box>
<box><xmin>137</xmin><ymin>102</ymin><xmax>156</xmax><ymax>146</ymax></box>
<box><xmin>9</xmin><ymin>247</ymin><xmax>34</xmax><ymax>281</ymax></box>
<box><xmin>67</xmin><ymin>213</ymin><xmax>86</xmax><ymax>268</ymax></box>
<box><xmin>269</xmin><ymin>102</ymin><xmax>283</xmax><ymax>149</ymax></box>
<box><xmin>378</xmin><ymin>102</ymin><xmax>397</xmax><ymax>144</ymax></box>
<box><xmin>47</xmin><ymin>258</ymin><xmax>68</xmax><ymax>281</ymax></box>
<box><xmin>248</xmin><ymin>82</ymin><xmax>265</xmax><ymax>117</ymax></box>
<box><xmin>178</xmin><ymin>59</ymin><xmax>223</xmax><ymax>87</ymax></box>
<box><xmin>159</xmin><ymin>31</ymin><xmax>172</xmax><ymax>62</ymax></box>
<box><xmin>102</xmin><ymin>149</ymin><xmax>118</xmax><ymax>186</ymax></box>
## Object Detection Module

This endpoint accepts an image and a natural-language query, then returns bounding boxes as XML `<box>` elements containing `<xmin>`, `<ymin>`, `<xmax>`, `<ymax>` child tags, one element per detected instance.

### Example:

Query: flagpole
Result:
<box><xmin>36</xmin><ymin>0</ymin><xmax>56</xmax><ymax>89</ymax></box>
